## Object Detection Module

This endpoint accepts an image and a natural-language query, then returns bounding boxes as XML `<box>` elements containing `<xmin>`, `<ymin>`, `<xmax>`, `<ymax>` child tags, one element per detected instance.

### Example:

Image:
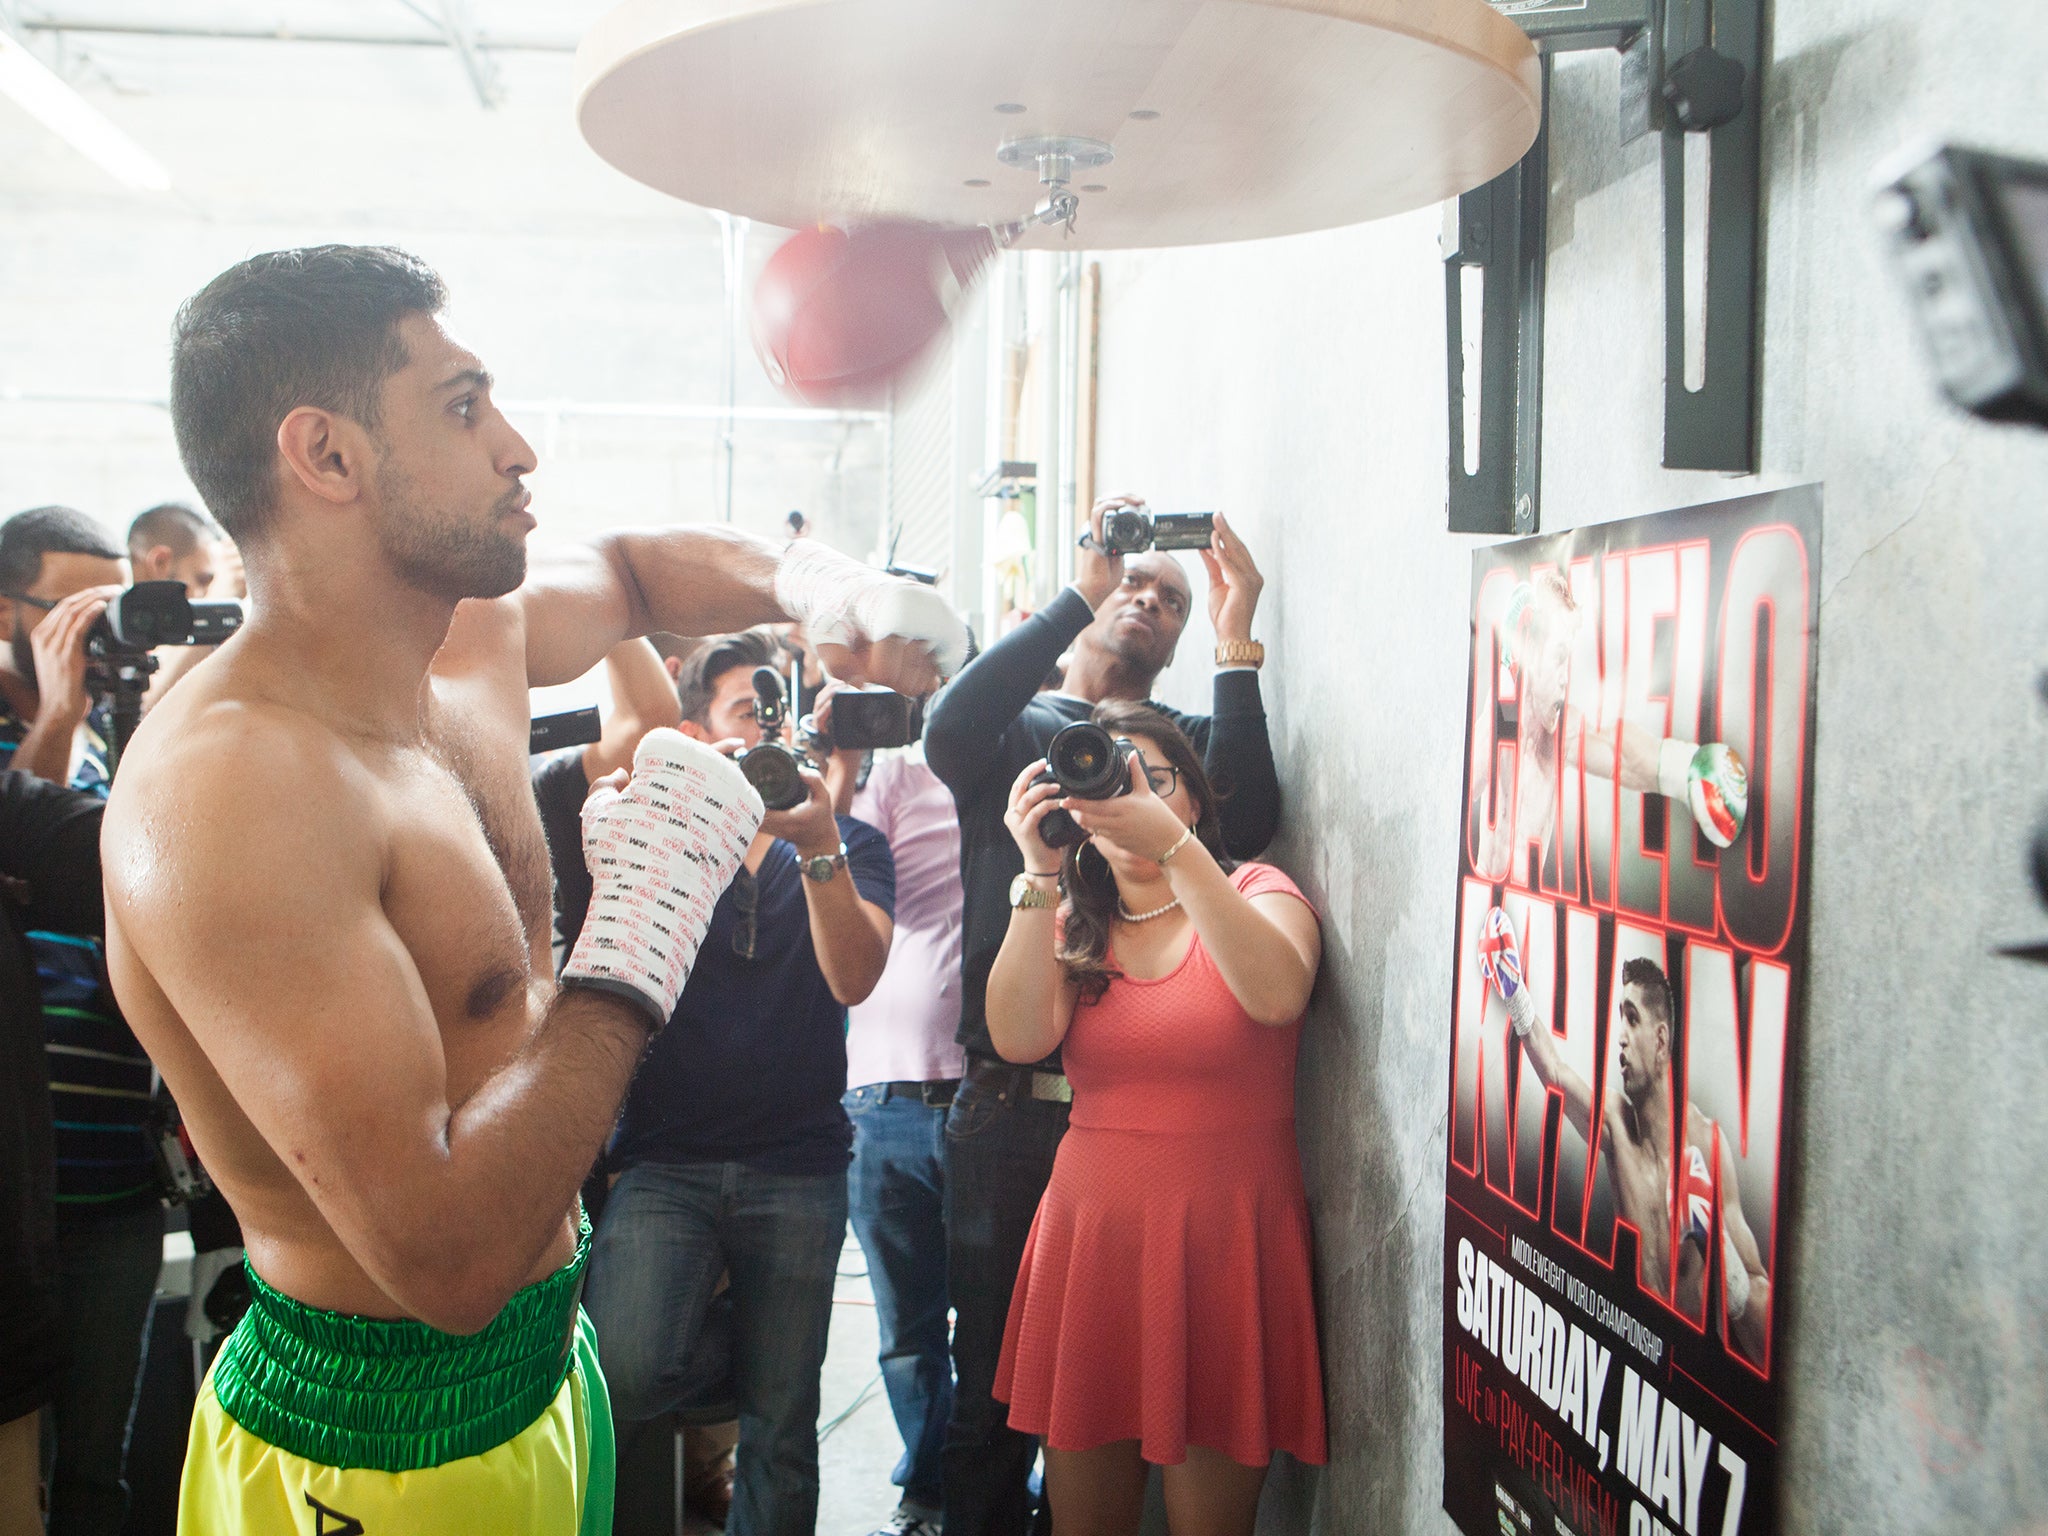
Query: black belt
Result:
<box><xmin>878</xmin><ymin>1079</ymin><xmax>960</xmax><ymax>1107</ymax></box>
<box><xmin>962</xmin><ymin>1056</ymin><xmax>1073</xmax><ymax>1105</ymax></box>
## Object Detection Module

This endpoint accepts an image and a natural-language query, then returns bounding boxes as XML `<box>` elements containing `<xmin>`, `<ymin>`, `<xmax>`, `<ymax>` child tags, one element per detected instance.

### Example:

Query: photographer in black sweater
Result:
<box><xmin>923</xmin><ymin>495</ymin><xmax>1279</xmax><ymax>1536</ymax></box>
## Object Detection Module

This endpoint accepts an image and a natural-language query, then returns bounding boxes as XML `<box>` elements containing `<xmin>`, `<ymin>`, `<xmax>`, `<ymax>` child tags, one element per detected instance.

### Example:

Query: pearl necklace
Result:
<box><xmin>1117</xmin><ymin>896</ymin><xmax>1182</xmax><ymax>922</ymax></box>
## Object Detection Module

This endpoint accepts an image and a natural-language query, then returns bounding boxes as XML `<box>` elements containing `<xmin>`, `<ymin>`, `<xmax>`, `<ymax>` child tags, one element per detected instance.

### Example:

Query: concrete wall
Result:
<box><xmin>1091</xmin><ymin>5</ymin><xmax>2048</xmax><ymax>1530</ymax></box>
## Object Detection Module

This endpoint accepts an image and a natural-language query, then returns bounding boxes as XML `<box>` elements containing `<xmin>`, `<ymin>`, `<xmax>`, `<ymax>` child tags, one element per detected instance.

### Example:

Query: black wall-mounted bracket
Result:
<box><xmin>1446</xmin><ymin>0</ymin><xmax>1764</xmax><ymax>535</ymax></box>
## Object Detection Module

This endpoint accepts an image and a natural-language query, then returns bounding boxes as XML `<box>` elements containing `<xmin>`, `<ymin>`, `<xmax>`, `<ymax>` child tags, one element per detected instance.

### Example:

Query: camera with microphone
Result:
<box><xmin>736</xmin><ymin>665</ymin><xmax>817</xmax><ymax>812</ymax></box>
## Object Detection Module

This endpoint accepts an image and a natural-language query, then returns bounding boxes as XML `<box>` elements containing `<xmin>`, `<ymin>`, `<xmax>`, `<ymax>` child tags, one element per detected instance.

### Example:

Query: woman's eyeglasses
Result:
<box><xmin>1136</xmin><ymin>752</ymin><xmax>1179</xmax><ymax>798</ymax></box>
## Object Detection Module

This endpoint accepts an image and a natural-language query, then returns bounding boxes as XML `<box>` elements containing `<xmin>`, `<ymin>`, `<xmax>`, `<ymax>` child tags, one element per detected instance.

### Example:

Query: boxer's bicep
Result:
<box><xmin>517</xmin><ymin>541</ymin><xmax>638</xmax><ymax>687</ymax></box>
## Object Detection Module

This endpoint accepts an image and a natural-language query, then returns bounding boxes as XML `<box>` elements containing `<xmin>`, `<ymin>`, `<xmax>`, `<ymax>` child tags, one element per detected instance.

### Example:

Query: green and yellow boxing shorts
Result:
<box><xmin>178</xmin><ymin>1224</ymin><xmax>612</xmax><ymax>1535</ymax></box>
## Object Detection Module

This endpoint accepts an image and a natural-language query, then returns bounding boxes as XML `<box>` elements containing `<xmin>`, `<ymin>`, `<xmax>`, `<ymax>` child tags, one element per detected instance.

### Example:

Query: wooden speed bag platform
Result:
<box><xmin>575</xmin><ymin>0</ymin><xmax>1543</xmax><ymax>248</ymax></box>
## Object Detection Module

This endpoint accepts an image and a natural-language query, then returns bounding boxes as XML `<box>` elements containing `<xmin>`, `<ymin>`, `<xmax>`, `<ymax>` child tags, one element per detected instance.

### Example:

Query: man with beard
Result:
<box><xmin>922</xmin><ymin>498</ymin><xmax>1279</xmax><ymax>1536</ymax></box>
<box><xmin>1477</xmin><ymin>571</ymin><xmax>1751</xmax><ymax>885</ymax></box>
<box><xmin>1480</xmin><ymin>928</ymin><xmax>1771</xmax><ymax>1361</ymax></box>
<box><xmin>99</xmin><ymin>245</ymin><xmax>965</xmax><ymax>1534</ymax></box>
<box><xmin>0</xmin><ymin>506</ymin><xmax>125</xmax><ymax>791</ymax></box>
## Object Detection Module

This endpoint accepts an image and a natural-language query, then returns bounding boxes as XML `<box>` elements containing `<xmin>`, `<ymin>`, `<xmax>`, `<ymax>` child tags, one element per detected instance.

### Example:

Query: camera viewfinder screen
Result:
<box><xmin>2000</xmin><ymin>176</ymin><xmax>2048</xmax><ymax>321</ymax></box>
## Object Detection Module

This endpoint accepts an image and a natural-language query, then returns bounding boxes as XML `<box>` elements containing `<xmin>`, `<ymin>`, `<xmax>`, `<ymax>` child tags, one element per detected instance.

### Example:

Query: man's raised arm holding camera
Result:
<box><xmin>921</xmin><ymin>493</ymin><xmax>1280</xmax><ymax>1536</ymax></box>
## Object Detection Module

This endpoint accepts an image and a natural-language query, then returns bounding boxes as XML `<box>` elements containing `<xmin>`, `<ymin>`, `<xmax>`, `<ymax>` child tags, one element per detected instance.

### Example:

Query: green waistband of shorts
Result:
<box><xmin>210</xmin><ymin>1217</ymin><xmax>590</xmax><ymax>1473</ymax></box>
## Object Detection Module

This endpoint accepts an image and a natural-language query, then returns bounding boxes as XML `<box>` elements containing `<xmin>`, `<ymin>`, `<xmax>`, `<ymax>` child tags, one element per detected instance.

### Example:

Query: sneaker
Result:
<box><xmin>683</xmin><ymin>1460</ymin><xmax>734</xmax><ymax>1528</ymax></box>
<box><xmin>871</xmin><ymin>1506</ymin><xmax>942</xmax><ymax>1536</ymax></box>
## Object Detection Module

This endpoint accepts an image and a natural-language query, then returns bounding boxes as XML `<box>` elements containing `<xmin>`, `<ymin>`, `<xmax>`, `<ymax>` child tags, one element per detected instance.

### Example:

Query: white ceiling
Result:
<box><xmin>0</xmin><ymin>4</ymin><xmax>893</xmax><ymax>575</ymax></box>
<box><xmin>0</xmin><ymin>1</ymin><xmax>726</xmax><ymax>233</ymax></box>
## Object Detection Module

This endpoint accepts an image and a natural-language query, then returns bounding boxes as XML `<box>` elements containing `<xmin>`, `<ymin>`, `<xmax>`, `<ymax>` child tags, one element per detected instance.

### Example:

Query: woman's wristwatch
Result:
<box><xmin>1010</xmin><ymin>871</ymin><xmax>1059</xmax><ymax>910</ymax></box>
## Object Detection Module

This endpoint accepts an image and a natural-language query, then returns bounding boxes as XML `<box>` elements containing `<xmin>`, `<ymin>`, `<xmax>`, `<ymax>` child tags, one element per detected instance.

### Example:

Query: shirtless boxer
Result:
<box><xmin>1478</xmin><ymin>571</ymin><xmax>1750</xmax><ymax>879</ymax></box>
<box><xmin>99</xmin><ymin>246</ymin><xmax>965</xmax><ymax>1534</ymax></box>
<box><xmin>1479</xmin><ymin>914</ymin><xmax>1771</xmax><ymax>1362</ymax></box>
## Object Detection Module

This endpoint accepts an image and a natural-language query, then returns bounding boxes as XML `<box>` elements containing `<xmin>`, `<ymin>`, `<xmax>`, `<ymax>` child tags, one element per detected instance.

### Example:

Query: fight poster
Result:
<box><xmin>1442</xmin><ymin>488</ymin><xmax>1820</xmax><ymax>1536</ymax></box>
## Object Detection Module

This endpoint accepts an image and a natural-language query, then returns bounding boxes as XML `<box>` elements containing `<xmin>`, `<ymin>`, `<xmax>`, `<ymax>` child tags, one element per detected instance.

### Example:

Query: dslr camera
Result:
<box><xmin>736</xmin><ymin>665</ymin><xmax>817</xmax><ymax>812</ymax></box>
<box><xmin>1091</xmin><ymin>507</ymin><xmax>1216</xmax><ymax>557</ymax></box>
<box><xmin>1031</xmin><ymin>721</ymin><xmax>1137</xmax><ymax>849</ymax></box>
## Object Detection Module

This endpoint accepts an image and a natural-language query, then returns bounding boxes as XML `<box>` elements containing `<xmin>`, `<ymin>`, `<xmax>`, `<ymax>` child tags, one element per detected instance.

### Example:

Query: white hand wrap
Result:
<box><xmin>1505</xmin><ymin>986</ymin><xmax>1536</xmax><ymax>1039</ymax></box>
<box><xmin>1722</xmin><ymin>1226</ymin><xmax>1752</xmax><ymax>1321</ymax></box>
<box><xmin>1656</xmin><ymin>737</ymin><xmax>1700</xmax><ymax>803</ymax></box>
<box><xmin>774</xmin><ymin>538</ymin><xmax>969</xmax><ymax>677</ymax></box>
<box><xmin>562</xmin><ymin>728</ymin><xmax>764</xmax><ymax>1027</ymax></box>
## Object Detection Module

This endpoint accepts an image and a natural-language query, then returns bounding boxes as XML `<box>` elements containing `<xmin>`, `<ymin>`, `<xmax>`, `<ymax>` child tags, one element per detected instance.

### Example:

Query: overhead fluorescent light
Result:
<box><xmin>0</xmin><ymin>30</ymin><xmax>171</xmax><ymax>193</ymax></box>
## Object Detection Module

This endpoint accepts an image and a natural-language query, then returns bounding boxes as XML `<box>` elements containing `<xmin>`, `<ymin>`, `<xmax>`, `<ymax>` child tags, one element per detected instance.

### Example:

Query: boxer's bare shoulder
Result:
<box><xmin>104</xmin><ymin>628</ymin><xmax>572</xmax><ymax>1324</ymax></box>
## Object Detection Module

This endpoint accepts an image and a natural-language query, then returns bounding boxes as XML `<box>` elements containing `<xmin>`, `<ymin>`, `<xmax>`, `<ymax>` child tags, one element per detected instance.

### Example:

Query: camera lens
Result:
<box><xmin>1102</xmin><ymin>509</ymin><xmax>1153</xmax><ymax>556</ymax></box>
<box><xmin>1047</xmin><ymin>722</ymin><xmax>1127</xmax><ymax>797</ymax></box>
<box><xmin>740</xmin><ymin>745</ymin><xmax>807</xmax><ymax>811</ymax></box>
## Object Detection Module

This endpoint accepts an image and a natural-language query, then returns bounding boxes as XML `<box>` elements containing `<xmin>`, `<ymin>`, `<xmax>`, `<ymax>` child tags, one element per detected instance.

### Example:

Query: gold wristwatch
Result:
<box><xmin>1010</xmin><ymin>872</ymin><xmax>1058</xmax><ymax>910</ymax></box>
<box><xmin>1215</xmin><ymin>639</ymin><xmax>1265</xmax><ymax>669</ymax></box>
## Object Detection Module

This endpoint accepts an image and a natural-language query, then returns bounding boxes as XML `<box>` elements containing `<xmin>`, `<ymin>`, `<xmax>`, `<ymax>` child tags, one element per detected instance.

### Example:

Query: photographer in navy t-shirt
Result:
<box><xmin>550</xmin><ymin>627</ymin><xmax>895</xmax><ymax>1536</ymax></box>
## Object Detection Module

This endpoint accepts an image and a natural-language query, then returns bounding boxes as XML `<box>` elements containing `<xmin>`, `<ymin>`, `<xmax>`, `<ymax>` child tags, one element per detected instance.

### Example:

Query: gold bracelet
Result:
<box><xmin>1215</xmin><ymin>639</ymin><xmax>1265</xmax><ymax>669</ymax></box>
<box><xmin>1155</xmin><ymin>826</ymin><xmax>1196</xmax><ymax>866</ymax></box>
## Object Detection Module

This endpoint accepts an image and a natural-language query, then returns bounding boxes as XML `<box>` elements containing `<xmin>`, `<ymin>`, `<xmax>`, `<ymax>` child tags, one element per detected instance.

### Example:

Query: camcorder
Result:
<box><xmin>822</xmin><ymin>686</ymin><xmax>925</xmax><ymax>750</ymax></box>
<box><xmin>86</xmin><ymin>579</ymin><xmax>242</xmax><ymax>664</ymax></box>
<box><xmin>1086</xmin><ymin>508</ymin><xmax>1216</xmax><ymax>557</ymax></box>
<box><xmin>85</xmin><ymin>580</ymin><xmax>246</xmax><ymax>774</ymax></box>
<box><xmin>1032</xmin><ymin>721</ymin><xmax>1137</xmax><ymax>849</ymax></box>
<box><xmin>737</xmin><ymin>665</ymin><xmax>817</xmax><ymax>812</ymax></box>
<box><xmin>1877</xmin><ymin>142</ymin><xmax>2048</xmax><ymax>428</ymax></box>
<box><xmin>528</xmin><ymin>706</ymin><xmax>601</xmax><ymax>755</ymax></box>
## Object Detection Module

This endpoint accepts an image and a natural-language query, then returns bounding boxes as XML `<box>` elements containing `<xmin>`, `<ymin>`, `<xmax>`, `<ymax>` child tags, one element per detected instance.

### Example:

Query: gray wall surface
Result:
<box><xmin>1090</xmin><ymin>4</ymin><xmax>2048</xmax><ymax>1530</ymax></box>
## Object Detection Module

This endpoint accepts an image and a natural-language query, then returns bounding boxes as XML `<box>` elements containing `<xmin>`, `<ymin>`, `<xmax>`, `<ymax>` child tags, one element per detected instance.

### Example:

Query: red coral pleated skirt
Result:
<box><xmin>993</xmin><ymin>1118</ymin><xmax>1328</xmax><ymax>1467</ymax></box>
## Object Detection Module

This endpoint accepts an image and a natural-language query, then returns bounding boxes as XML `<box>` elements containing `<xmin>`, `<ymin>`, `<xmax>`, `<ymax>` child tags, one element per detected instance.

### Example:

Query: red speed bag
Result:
<box><xmin>752</xmin><ymin>220</ymin><xmax>998</xmax><ymax>407</ymax></box>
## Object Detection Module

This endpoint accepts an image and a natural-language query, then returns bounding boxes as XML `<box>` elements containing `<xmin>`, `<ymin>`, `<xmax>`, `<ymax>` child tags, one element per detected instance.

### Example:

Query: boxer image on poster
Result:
<box><xmin>1476</xmin><ymin>572</ymin><xmax>1749</xmax><ymax>885</ymax></box>
<box><xmin>1479</xmin><ymin>910</ymin><xmax>1772</xmax><ymax>1363</ymax></box>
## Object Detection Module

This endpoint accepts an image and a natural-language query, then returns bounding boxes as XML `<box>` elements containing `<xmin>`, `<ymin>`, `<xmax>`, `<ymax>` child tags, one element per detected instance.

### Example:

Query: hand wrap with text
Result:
<box><xmin>774</xmin><ymin>537</ymin><xmax>969</xmax><ymax>678</ymax></box>
<box><xmin>562</xmin><ymin>728</ymin><xmax>765</xmax><ymax>1027</ymax></box>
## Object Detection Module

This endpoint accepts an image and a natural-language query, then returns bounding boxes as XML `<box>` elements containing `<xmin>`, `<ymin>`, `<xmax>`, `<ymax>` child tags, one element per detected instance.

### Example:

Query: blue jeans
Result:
<box><xmin>942</xmin><ymin>1068</ymin><xmax>1070</xmax><ymax>1536</ymax></box>
<box><xmin>586</xmin><ymin>1160</ymin><xmax>848</xmax><ymax>1536</ymax></box>
<box><xmin>845</xmin><ymin>1085</ymin><xmax>954</xmax><ymax>1513</ymax></box>
<box><xmin>44</xmin><ymin>1199</ymin><xmax>163</xmax><ymax>1536</ymax></box>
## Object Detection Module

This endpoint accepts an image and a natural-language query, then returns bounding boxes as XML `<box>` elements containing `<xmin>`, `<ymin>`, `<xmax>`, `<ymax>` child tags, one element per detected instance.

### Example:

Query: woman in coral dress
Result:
<box><xmin>986</xmin><ymin>700</ymin><xmax>1325</xmax><ymax>1536</ymax></box>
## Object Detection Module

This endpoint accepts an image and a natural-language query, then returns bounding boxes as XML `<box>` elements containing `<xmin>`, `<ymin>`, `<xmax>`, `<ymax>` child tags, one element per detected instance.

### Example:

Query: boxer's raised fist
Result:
<box><xmin>563</xmin><ymin>728</ymin><xmax>764</xmax><ymax>1027</ymax></box>
<box><xmin>1658</xmin><ymin>739</ymin><xmax>1749</xmax><ymax>849</ymax></box>
<box><xmin>775</xmin><ymin>537</ymin><xmax>969</xmax><ymax>685</ymax></box>
<box><xmin>1479</xmin><ymin>906</ymin><xmax>1536</xmax><ymax>1037</ymax></box>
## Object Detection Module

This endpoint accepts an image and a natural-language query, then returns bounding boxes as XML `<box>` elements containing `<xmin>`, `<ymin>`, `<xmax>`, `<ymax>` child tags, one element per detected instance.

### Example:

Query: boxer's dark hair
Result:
<box><xmin>675</xmin><ymin>628</ymin><xmax>780</xmax><ymax>725</ymax></box>
<box><xmin>0</xmin><ymin>506</ymin><xmax>123</xmax><ymax>593</ymax></box>
<box><xmin>170</xmin><ymin>245</ymin><xmax>447</xmax><ymax>544</ymax></box>
<box><xmin>1621</xmin><ymin>955</ymin><xmax>1672</xmax><ymax>1026</ymax></box>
